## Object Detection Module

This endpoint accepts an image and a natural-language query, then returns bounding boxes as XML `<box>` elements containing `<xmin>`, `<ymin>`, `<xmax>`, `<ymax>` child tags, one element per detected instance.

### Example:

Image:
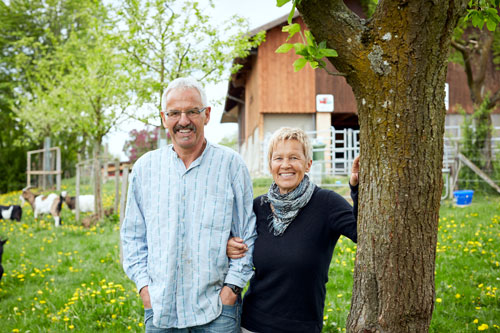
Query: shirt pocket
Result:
<box><xmin>197</xmin><ymin>193</ymin><xmax>233</xmax><ymax>265</ymax></box>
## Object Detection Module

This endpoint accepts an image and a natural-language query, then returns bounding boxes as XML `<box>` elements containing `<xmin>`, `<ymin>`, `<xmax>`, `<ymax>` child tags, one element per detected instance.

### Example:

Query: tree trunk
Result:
<box><xmin>93</xmin><ymin>141</ymin><xmax>104</xmax><ymax>220</ymax></box>
<box><xmin>298</xmin><ymin>1</ymin><xmax>467</xmax><ymax>331</ymax></box>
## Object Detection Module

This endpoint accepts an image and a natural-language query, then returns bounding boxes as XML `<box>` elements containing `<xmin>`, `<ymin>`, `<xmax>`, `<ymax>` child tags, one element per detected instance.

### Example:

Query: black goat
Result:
<box><xmin>0</xmin><ymin>205</ymin><xmax>22</xmax><ymax>222</ymax></box>
<box><xmin>0</xmin><ymin>238</ymin><xmax>7</xmax><ymax>282</ymax></box>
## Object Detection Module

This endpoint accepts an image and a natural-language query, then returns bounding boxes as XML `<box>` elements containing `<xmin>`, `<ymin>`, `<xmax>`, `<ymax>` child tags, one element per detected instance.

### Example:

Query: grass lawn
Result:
<box><xmin>0</xmin><ymin>180</ymin><xmax>498</xmax><ymax>332</ymax></box>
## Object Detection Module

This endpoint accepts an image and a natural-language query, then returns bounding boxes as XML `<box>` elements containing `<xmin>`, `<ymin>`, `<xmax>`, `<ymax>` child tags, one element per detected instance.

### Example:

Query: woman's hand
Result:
<box><xmin>226</xmin><ymin>237</ymin><xmax>248</xmax><ymax>259</ymax></box>
<box><xmin>349</xmin><ymin>156</ymin><xmax>360</xmax><ymax>186</ymax></box>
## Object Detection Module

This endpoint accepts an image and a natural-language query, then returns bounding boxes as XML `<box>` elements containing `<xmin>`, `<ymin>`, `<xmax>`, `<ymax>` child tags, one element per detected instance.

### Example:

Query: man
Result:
<box><xmin>121</xmin><ymin>77</ymin><xmax>257</xmax><ymax>332</ymax></box>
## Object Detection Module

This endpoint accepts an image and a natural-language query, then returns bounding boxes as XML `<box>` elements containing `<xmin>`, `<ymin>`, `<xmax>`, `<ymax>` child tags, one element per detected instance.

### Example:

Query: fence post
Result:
<box><xmin>75</xmin><ymin>164</ymin><xmax>80</xmax><ymax>222</ymax></box>
<box><xmin>56</xmin><ymin>148</ymin><xmax>61</xmax><ymax>191</ymax></box>
<box><xmin>114</xmin><ymin>160</ymin><xmax>120</xmax><ymax>214</ymax></box>
<box><xmin>27</xmin><ymin>152</ymin><xmax>31</xmax><ymax>188</ymax></box>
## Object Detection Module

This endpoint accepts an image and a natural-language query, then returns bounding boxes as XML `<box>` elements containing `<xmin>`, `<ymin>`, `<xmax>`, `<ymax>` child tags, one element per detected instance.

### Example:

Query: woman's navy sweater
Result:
<box><xmin>241</xmin><ymin>185</ymin><xmax>358</xmax><ymax>333</ymax></box>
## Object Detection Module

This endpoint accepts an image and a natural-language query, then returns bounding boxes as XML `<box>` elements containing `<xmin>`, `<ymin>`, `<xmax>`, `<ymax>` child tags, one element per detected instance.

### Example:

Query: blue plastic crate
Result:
<box><xmin>453</xmin><ymin>190</ymin><xmax>474</xmax><ymax>206</ymax></box>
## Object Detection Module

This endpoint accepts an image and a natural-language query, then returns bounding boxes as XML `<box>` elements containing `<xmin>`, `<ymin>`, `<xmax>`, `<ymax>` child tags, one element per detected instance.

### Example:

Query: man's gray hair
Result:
<box><xmin>161</xmin><ymin>77</ymin><xmax>208</xmax><ymax>111</ymax></box>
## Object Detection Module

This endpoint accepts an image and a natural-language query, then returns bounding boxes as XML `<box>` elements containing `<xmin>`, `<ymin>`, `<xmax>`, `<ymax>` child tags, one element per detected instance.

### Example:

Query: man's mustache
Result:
<box><xmin>173</xmin><ymin>124</ymin><xmax>196</xmax><ymax>133</ymax></box>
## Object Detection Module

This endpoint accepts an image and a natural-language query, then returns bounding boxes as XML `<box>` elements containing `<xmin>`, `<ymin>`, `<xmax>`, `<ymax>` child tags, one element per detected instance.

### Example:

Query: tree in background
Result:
<box><xmin>0</xmin><ymin>0</ymin><xmax>103</xmax><ymax>193</ymax></box>
<box><xmin>13</xmin><ymin>1</ymin><xmax>131</xmax><ymax>219</ymax></box>
<box><xmin>277</xmin><ymin>0</ymin><xmax>497</xmax><ymax>331</ymax></box>
<box><xmin>124</xmin><ymin>127</ymin><xmax>160</xmax><ymax>164</ymax></box>
<box><xmin>451</xmin><ymin>6</ymin><xmax>500</xmax><ymax>174</ymax></box>
<box><xmin>116</xmin><ymin>0</ymin><xmax>265</xmax><ymax>124</ymax></box>
<box><xmin>218</xmin><ymin>133</ymin><xmax>238</xmax><ymax>151</ymax></box>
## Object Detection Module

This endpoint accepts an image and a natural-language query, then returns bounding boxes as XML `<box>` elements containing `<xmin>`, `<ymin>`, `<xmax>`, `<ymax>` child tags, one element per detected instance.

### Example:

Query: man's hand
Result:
<box><xmin>220</xmin><ymin>286</ymin><xmax>238</xmax><ymax>305</ymax></box>
<box><xmin>226</xmin><ymin>237</ymin><xmax>248</xmax><ymax>259</ymax></box>
<box><xmin>350</xmin><ymin>156</ymin><xmax>360</xmax><ymax>186</ymax></box>
<box><xmin>140</xmin><ymin>285</ymin><xmax>152</xmax><ymax>309</ymax></box>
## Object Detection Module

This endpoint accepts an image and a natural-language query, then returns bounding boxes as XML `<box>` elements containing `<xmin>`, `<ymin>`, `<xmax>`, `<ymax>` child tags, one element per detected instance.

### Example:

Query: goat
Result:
<box><xmin>19</xmin><ymin>187</ymin><xmax>63</xmax><ymax>227</ymax></box>
<box><xmin>0</xmin><ymin>238</ymin><xmax>7</xmax><ymax>282</ymax></box>
<box><xmin>61</xmin><ymin>191</ymin><xmax>95</xmax><ymax>213</ymax></box>
<box><xmin>0</xmin><ymin>205</ymin><xmax>22</xmax><ymax>221</ymax></box>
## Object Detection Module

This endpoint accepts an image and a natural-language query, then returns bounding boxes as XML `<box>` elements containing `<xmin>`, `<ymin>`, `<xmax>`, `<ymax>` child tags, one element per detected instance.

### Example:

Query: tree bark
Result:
<box><xmin>298</xmin><ymin>1</ymin><xmax>467</xmax><ymax>332</ymax></box>
<box><xmin>93</xmin><ymin>140</ymin><xmax>104</xmax><ymax>221</ymax></box>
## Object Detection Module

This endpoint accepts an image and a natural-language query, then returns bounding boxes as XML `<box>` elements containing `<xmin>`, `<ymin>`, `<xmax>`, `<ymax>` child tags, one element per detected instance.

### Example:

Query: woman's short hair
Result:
<box><xmin>161</xmin><ymin>77</ymin><xmax>207</xmax><ymax>111</ymax></box>
<box><xmin>268</xmin><ymin>127</ymin><xmax>312</xmax><ymax>166</ymax></box>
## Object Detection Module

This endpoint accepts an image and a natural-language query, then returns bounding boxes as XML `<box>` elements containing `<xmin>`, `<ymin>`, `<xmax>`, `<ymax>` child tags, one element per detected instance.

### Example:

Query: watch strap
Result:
<box><xmin>224</xmin><ymin>283</ymin><xmax>242</xmax><ymax>295</ymax></box>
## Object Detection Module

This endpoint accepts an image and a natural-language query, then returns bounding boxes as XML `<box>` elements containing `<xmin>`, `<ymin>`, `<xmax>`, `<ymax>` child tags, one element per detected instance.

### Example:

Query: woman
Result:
<box><xmin>227</xmin><ymin>127</ymin><xmax>359</xmax><ymax>333</ymax></box>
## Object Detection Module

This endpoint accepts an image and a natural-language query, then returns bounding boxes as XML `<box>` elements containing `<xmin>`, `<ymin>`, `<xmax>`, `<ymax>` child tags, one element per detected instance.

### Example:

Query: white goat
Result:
<box><xmin>19</xmin><ymin>187</ymin><xmax>63</xmax><ymax>227</ymax></box>
<box><xmin>61</xmin><ymin>191</ymin><xmax>95</xmax><ymax>213</ymax></box>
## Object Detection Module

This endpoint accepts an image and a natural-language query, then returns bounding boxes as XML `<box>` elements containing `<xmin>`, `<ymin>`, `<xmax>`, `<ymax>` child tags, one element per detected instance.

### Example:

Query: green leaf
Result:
<box><xmin>309</xmin><ymin>60</ymin><xmax>319</xmax><ymax>69</ymax></box>
<box><xmin>304</xmin><ymin>30</ymin><xmax>316</xmax><ymax>47</ymax></box>
<box><xmin>282</xmin><ymin>23</ymin><xmax>301</xmax><ymax>34</ymax></box>
<box><xmin>320</xmin><ymin>48</ymin><xmax>338</xmax><ymax>58</ymax></box>
<box><xmin>275</xmin><ymin>43</ymin><xmax>294</xmax><ymax>53</ymax></box>
<box><xmin>319</xmin><ymin>41</ymin><xmax>327</xmax><ymax>49</ymax></box>
<box><xmin>288</xmin><ymin>1</ymin><xmax>296</xmax><ymax>24</ymax></box>
<box><xmin>471</xmin><ymin>12</ymin><xmax>485</xmax><ymax>28</ymax></box>
<box><xmin>282</xmin><ymin>23</ymin><xmax>301</xmax><ymax>41</ymax></box>
<box><xmin>307</xmin><ymin>45</ymin><xmax>316</xmax><ymax>56</ymax></box>
<box><xmin>293</xmin><ymin>43</ymin><xmax>308</xmax><ymax>56</ymax></box>
<box><xmin>293</xmin><ymin>57</ymin><xmax>307</xmax><ymax>72</ymax></box>
<box><xmin>486</xmin><ymin>18</ymin><xmax>497</xmax><ymax>31</ymax></box>
<box><xmin>277</xmin><ymin>0</ymin><xmax>291</xmax><ymax>7</ymax></box>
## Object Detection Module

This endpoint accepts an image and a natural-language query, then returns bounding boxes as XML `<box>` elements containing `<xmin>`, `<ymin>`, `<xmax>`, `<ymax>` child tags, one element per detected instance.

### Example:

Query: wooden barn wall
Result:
<box><xmin>258</xmin><ymin>17</ymin><xmax>315</xmax><ymax>114</ymax></box>
<box><xmin>245</xmin><ymin>56</ymin><xmax>261</xmax><ymax>141</ymax></box>
<box><xmin>315</xmin><ymin>61</ymin><xmax>357</xmax><ymax>114</ymax></box>
<box><xmin>446</xmin><ymin>62</ymin><xmax>473</xmax><ymax>114</ymax></box>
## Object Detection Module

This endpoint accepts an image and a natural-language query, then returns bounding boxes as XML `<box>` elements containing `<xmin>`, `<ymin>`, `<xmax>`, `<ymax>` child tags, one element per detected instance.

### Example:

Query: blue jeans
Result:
<box><xmin>144</xmin><ymin>299</ymin><xmax>242</xmax><ymax>333</ymax></box>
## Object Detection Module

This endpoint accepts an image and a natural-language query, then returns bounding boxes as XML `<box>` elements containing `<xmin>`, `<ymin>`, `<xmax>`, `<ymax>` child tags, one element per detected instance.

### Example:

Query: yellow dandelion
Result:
<box><xmin>436</xmin><ymin>298</ymin><xmax>442</xmax><ymax>303</ymax></box>
<box><xmin>478</xmin><ymin>324</ymin><xmax>489</xmax><ymax>331</ymax></box>
<box><xmin>474</xmin><ymin>319</ymin><xmax>479</xmax><ymax>324</ymax></box>
<box><xmin>455</xmin><ymin>294</ymin><xmax>461</xmax><ymax>299</ymax></box>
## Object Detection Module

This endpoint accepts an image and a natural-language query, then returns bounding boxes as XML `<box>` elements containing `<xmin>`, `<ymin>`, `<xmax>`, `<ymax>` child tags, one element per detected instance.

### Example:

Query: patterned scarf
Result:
<box><xmin>263</xmin><ymin>174</ymin><xmax>316</xmax><ymax>236</ymax></box>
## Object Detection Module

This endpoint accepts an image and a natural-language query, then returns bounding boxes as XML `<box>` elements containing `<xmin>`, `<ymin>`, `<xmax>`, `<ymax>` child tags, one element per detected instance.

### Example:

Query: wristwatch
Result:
<box><xmin>224</xmin><ymin>283</ymin><xmax>242</xmax><ymax>295</ymax></box>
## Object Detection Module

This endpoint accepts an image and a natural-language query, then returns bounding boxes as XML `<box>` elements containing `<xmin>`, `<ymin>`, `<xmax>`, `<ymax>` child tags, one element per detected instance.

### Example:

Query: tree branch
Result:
<box><xmin>451</xmin><ymin>38</ymin><xmax>476</xmax><ymax>101</ymax></box>
<box><xmin>475</xmin><ymin>30</ymin><xmax>494</xmax><ymax>93</ymax></box>
<box><xmin>176</xmin><ymin>44</ymin><xmax>191</xmax><ymax>77</ymax></box>
<box><xmin>199</xmin><ymin>67</ymin><xmax>216</xmax><ymax>81</ymax></box>
<box><xmin>321</xmin><ymin>65</ymin><xmax>347</xmax><ymax>76</ymax></box>
<box><xmin>486</xmin><ymin>88</ymin><xmax>500</xmax><ymax>110</ymax></box>
<box><xmin>297</xmin><ymin>0</ymin><xmax>366</xmax><ymax>78</ymax></box>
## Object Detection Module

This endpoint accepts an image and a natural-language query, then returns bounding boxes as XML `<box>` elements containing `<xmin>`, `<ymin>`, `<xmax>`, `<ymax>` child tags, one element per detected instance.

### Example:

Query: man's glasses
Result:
<box><xmin>165</xmin><ymin>107</ymin><xmax>207</xmax><ymax>119</ymax></box>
